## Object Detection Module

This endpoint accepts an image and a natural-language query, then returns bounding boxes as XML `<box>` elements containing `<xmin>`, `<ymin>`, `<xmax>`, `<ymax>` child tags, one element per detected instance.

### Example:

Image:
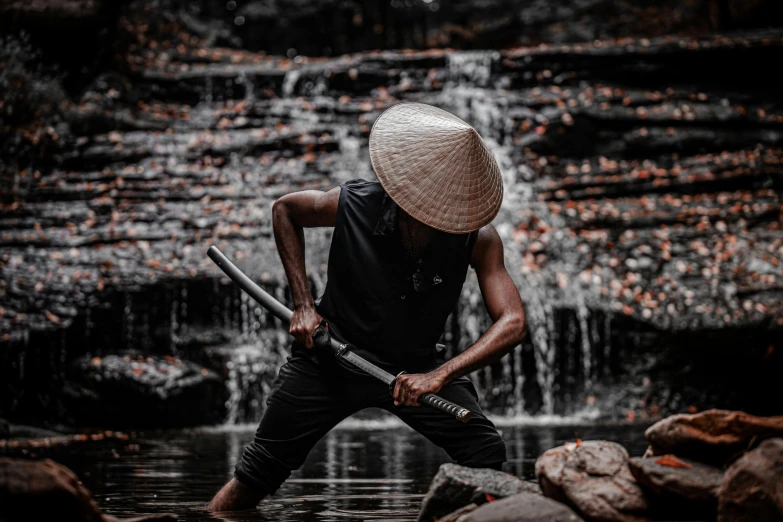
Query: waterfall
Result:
<box><xmin>238</xmin><ymin>70</ymin><xmax>256</xmax><ymax>102</ymax></box>
<box><xmin>577</xmin><ymin>299</ymin><xmax>593</xmax><ymax>390</ymax></box>
<box><xmin>225</xmin><ymin>344</ymin><xmax>265</xmax><ymax>425</ymax></box>
<box><xmin>170</xmin><ymin>285</ymin><xmax>180</xmax><ymax>353</ymax></box>
<box><xmin>447</xmin><ymin>51</ymin><xmax>499</xmax><ymax>87</ymax></box>
<box><xmin>282</xmin><ymin>69</ymin><xmax>300</xmax><ymax>98</ymax></box>
<box><xmin>512</xmin><ymin>344</ymin><xmax>525</xmax><ymax>415</ymax></box>
<box><xmin>240</xmin><ymin>290</ymin><xmax>249</xmax><ymax>336</ymax></box>
<box><xmin>124</xmin><ymin>292</ymin><xmax>134</xmax><ymax>352</ymax></box>
<box><xmin>434</xmin><ymin>53</ymin><xmax>597</xmax><ymax>417</ymax></box>
<box><xmin>222</xmin><ymin>331</ymin><xmax>288</xmax><ymax>425</ymax></box>
<box><xmin>204</xmin><ymin>75</ymin><xmax>214</xmax><ymax>103</ymax></box>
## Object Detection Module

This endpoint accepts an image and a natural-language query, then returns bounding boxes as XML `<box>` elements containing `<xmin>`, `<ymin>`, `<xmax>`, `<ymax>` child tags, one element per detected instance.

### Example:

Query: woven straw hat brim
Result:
<box><xmin>369</xmin><ymin>102</ymin><xmax>503</xmax><ymax>234</ymax></box>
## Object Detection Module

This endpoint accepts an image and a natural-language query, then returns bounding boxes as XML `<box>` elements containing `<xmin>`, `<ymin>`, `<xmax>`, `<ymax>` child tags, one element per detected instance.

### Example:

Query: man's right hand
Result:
<box><xmin>289</xmin><ymin>304</ymin><xmax>323</xmax><ymax>349</ymax></box>
<box><xmin>272</xmin><ymin>187</ymin><xmax>339</xmax><ymax>350</ymax></box>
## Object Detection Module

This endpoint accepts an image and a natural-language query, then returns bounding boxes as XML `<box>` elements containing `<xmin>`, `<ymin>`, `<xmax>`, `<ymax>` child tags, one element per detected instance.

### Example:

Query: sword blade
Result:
<box><xmin>339</xmin><ymin>349</ymin><xmax>394</xmax><ymax>385</ymax></box>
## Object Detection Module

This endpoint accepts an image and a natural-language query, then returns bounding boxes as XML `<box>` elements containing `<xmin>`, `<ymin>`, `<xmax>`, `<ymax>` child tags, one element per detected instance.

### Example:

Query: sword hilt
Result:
<box><xmin>420</xmin><ymin>393</ymin><xmax>473</xmax><ymax>423</ymax></box>
<box><xmin>390</xmin><ymin>371</ymin><xmax>473</xmax><ymax>423</ymax></box>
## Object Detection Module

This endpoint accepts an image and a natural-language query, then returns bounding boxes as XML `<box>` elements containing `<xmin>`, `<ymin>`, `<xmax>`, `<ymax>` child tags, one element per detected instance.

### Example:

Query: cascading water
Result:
<box><xmin>431</xmin><ymin>49</ymin><xmax>606</xmax><ymax>420</ymax></box>
<box><xmin>577</xmin><ymin>299</ymin><xmax>593</xmax><ymax>390</ymax></box>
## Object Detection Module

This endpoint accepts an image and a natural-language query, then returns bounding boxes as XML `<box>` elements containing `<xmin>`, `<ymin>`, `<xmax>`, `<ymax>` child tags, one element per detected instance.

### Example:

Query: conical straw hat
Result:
<box><xmin>369</xmin><ymin>102</ymin><xmax>503</xmax><ymax>234</ymax></box>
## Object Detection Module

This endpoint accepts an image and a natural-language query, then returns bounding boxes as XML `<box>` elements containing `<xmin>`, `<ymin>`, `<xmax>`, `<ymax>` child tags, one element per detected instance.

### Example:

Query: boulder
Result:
<box><xmin>63</xmin><ymin>354</ymin><xmax>227</xmax><ymax>428</ymax></box>
<box><xmin>645</xmin><ymin>410</ymin><xmax>783</xmax><ymax>465</ymax></box>
<box><xmin>0</xmin><ymin>457</ymin><xmax>175</xmax><ymax>522</ymax></box>
<box><xmin>717</xmin><ymin>438</ymin><xmax>783</xmax><ymax>522</ymax></box>
<box><xmin>460</xmin><ymin>492</ymin><xmax>585</xmax><ymax>522</ymax></box>
<box><xmin>417</xmin><ymin>464</ymin><xmax>541</xmax><ymax>522</ymax></box>
<box><xmin>438</xmin><ymin>503</ymin><xmax>478</xmax><ymax>522</ymax></box>
<box><xmin>535</xmin><ymin>441</ymin><xmax>650</xmax><ymax>522</ymax></box>
<box><xmin>628</xmin><ymin>455</ymin><xmax>722</xmax><ymax>515</ymax></box>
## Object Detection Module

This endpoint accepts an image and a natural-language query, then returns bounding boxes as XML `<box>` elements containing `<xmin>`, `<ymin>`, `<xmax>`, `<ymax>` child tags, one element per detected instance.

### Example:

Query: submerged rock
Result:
<box><xmin>535</xmin><ymin>440</ymin><xmax>649</xmax><ymax>522</ymax></box>
<box><xmin>645</xmin><ymin>409</ymin><xmax>783</xmax><ymax>465</ymax></box>
<box><xmin>0</xmin><ymin>457</ymin><xmax>176</xmax><ymax>522</ymax></box>
<box><xmin>63</xmin><ymin>354</ymin><xmax>226</xmax><ymax>427</ymax></box>
<box><xmin>717</xmin><ymin>438</ymin><xmax>783</xmax><ymax>522</ymax></box>
<box><xmin>628</xmin><ymin>455</ymin><xmax>722</xmax><ymax>512</ymax></box>
<box><xmin>461</xmin><ymin>492</ymin><xmax>585</xmax><ymax>522</ymax></box>
<box><xmin>417</xmin><ymin>463</ymin><xmax>540</xmax><ymax>522</ymax></box>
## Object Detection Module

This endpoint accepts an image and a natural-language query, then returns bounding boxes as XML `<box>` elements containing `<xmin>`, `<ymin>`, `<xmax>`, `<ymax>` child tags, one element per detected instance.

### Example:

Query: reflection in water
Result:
<box><xmin>52</xmin><ymin>423</ymin><xmax>647</xmax><ymax>521</ymax></box>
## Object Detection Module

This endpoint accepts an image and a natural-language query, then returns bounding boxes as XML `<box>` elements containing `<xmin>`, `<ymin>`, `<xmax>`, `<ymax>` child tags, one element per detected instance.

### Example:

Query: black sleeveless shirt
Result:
<box><xmin>306</xmin><ymin>179</ymin><xmax>478</xmax><ymax>375</ymax></box>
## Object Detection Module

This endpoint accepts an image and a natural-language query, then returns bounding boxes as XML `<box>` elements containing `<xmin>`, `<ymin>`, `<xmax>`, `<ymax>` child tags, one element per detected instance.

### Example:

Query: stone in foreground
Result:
<box><xmin>628</xmin><ymin>455</ymin><xmax>722</xmax><ymax>516</ymax></box>
<box><xmin>645</xmin><ymin>409</ymin><xmax>783</xmax><ymax>465</ymax></box>
<box><xmin>0</xmin><ymin>457</ymin><xmax>176</xmax><ymax>522</ymax></box>
<box><xmin>535</xmin><ymin>440</ymin><xmax>650</xmax><ymax>522</ymax></box>
<box><xmin>717</xmin><ymin>438</ymin><xmax>783</xmax><ymax>522</ymax></box>
<box><xmin>461</xmin><ymin>492</ymin><xmax>585</xmax><ymax>522</ymax></box>
<box><xmin>417</xmin><ymin>463</ymin><xmax>540</xmax><ymax>522</ymax></box>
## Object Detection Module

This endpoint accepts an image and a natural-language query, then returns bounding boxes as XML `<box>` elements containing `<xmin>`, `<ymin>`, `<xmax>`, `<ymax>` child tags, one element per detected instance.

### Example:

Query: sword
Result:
<box><xmin>207</xmin><ymin>245</ymin><xmax>472</xmax><ymax>423</ymax></box>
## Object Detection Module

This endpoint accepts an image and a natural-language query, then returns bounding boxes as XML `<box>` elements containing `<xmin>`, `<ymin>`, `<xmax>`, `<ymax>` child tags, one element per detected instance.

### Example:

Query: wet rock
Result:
<box><xmin>646</xmin><ymin>410</ymin><xmax>783</xmax><ymax>465</ymax></box>
<box><xmin>0</xmin><ymin>420</ymin><xmax>61</xmax><ymax>440</ymax></box>
<box><xmin>717</xmin><ymin>438</ymin><xmax>783</xmax><ymax>522</ymax></box>
<box><xmin>628</xmin><ymin>455</ymin><xmax>722</xmax><ymax>511</ymax></box>
<box><xmin>0</xmin><ymin>457</ymin><xmax>176</xmax><ymax>522</ymax></box>
<box><xmin>535</xmin><ymin>441</ymin><xmax>650</xmax><ymax>522</ymax></box>
<box><xmin>438</xmin><ymin>503</ymin><xmax>478</xmax><ymax>522</ymax></box>
<box><xmin>461</xmin><ymin>492</ymin><xmax>585</xmax><ymax>522</ymax></box>
<box><xmin>63</xmin><ymin>354</ymin><xmax>227</xmax><ymax>428</ymax></box>
<box><xmin>417</xmin><ymin>463</ymin><xmax>541</xmax><ymax>522</ymax></box>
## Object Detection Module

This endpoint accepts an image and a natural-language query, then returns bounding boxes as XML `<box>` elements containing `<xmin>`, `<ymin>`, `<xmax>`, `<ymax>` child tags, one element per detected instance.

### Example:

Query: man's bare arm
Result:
<box><xmin>437</xmin><ymin>225</ymin><xmax>527</xmax><ymax>380</ymax></box>
<box><xmin>392</xmin><ymin>225</ymin><xmax>527</xmax><ymax>406</ymax></box>
<box><xmin>272</xmin><ymin>187</ymin><xmax>340</xmax><ymax>348</ymax></box>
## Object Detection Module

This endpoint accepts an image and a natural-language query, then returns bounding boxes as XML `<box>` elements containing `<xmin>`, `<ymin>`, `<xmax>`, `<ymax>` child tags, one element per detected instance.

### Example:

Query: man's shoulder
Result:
<box><xmin>342</xmin><ymin>178</ymin><xmax>383</xmax><ymax>196</ymax></box>
<box><xmin>470</xmin><ymin>225</ymin><xmax>503</xmax><ymax>269</ymax></box>
<box><xmin>340</xmin><ymin>179</ymin><xmax>385</xmax><ymax>208</ymax></box>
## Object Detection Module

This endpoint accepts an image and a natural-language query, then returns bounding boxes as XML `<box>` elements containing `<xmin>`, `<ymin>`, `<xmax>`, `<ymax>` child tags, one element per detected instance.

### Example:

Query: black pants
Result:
<box><xmin>234</xmin><ymin>350</ymin><xmax>507</xmax><ymax>494</ymax></box>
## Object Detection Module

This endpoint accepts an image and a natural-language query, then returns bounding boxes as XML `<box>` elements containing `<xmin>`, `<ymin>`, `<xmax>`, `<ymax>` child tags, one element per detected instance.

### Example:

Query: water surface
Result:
<box><xmin>49</xmin><ymin>421</ymin><xmax>648</xmax><ymax>521</ymax></box>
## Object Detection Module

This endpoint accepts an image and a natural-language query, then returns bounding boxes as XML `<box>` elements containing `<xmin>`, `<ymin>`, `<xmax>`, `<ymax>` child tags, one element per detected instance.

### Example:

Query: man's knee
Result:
<box><xmin>234</xmin><ymin>440</ymin><xmax>293</xmax><ymax>495</ymax></box>
<box><xmin>454</xmin><ymin>429</ymin><xmax>507</xmax><ymax>469</ymax></box>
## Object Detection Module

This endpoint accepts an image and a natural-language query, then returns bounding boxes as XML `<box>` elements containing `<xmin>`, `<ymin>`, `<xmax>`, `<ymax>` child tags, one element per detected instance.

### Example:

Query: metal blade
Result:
<box><xmin>337</xmin><ymin>346</ymin><xmax>395</xmax><ymax>385</ymax></box>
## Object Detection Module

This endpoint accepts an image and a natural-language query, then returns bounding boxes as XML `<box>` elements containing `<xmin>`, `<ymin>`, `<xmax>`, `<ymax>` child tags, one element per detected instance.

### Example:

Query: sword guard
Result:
<box><xmin>312</xmin><ymin>320</ymin><xmax>330</xmax><ymax>349</ymax></box>
<box><xmin>390</xmin><ymin>371</ymin><xmax>407</xmax><ymax>395</ymax></box>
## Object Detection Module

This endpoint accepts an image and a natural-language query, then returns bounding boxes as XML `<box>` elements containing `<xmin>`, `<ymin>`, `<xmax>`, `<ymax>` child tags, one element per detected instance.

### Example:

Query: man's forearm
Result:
<box><xmin>272</xmin><ymin>200</ymin><xmax>313</xmax><ymax>309</ymax></box>
<box><xmin>434</xmin><ymin>313</ymin><xmax>526</xmax><ymax>383</ymax></box>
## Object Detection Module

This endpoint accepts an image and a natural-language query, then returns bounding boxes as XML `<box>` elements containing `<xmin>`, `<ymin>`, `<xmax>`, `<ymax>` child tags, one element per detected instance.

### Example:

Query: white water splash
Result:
<box><xmin>447</xmin><ymin>51</ymin><xmax>499</xmax><ymax>87</ymax></box>
<box><xmin>281</xmin><ymin>69</ymin><xmax>300</xmax><ymax>98</ymax></box>
<box><xmin>577</xmin><ymin>298</ymin><xmax>593</xmax><ymax>390</ymax></box>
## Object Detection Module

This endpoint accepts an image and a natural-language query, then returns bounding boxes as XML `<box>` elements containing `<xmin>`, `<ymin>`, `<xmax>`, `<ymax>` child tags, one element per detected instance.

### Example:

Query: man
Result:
<box><xmin>208</xmin><ymin>102</ymin><xmax>527</xmax><ymax>511</ymax></box>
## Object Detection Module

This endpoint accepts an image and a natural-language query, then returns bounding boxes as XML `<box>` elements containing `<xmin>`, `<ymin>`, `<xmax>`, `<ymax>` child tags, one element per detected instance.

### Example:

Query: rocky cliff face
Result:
<box><xmin>1</xmin><ymin>0</ymin><xmax>782</xmax><ymax>426</ymax></box>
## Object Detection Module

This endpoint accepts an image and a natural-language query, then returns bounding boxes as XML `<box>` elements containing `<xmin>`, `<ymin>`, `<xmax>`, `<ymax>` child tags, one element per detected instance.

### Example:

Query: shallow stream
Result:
<box><xmin>50</xmin><ymin>420</ymin><xmax>648</xmax><ymax>521</ymax></box>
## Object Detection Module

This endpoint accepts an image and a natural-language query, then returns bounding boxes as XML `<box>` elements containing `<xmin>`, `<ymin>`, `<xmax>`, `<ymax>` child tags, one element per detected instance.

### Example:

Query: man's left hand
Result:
<box><xmin>392</xmin><ymin>371</ymin><xmax>446</xmax><ymax>407</ymax></box>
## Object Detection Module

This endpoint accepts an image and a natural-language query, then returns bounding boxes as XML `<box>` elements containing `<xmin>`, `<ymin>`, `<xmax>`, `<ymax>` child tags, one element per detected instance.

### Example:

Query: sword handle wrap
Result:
<box><xmin>391</xmin><ymin>372</ymin><xmax>473</xmax><ymax>423</ymax></box>
<box><xmin>419</xmin><ymin>393</ymin><xmax>473</xmax><ymax>423</ymax></box>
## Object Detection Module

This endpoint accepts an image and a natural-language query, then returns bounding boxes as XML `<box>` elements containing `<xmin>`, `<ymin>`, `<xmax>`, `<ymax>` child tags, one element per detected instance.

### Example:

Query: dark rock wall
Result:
<box><xmin>1</xmin><ymin>0</ymin><xmax>782</xmax><ymax>426</ymax></box>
